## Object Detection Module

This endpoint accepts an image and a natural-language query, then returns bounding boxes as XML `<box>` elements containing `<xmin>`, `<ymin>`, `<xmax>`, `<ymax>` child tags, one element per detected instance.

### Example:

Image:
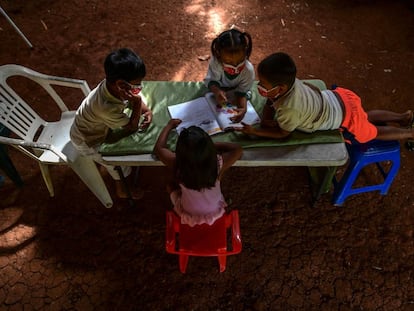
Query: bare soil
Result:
<box><xmin>1</xmin><ymin>0</ymin><xmax>414</xmax><ymax>310</ymax></box>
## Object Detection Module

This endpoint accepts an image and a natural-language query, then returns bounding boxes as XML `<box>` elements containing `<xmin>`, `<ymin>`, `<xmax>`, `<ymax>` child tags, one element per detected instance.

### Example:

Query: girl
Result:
<box><xmin>204</xmin><ymin>28</ymin><xmax>254</xmax><ymax>123</ymax></box>
<box><xmin>154</xmin><ymin>119</ymin><xmax>242</xmax><ymax>226</ymax></box>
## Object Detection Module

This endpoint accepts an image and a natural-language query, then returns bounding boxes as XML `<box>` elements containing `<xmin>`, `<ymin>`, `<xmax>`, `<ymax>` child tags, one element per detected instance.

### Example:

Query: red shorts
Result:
<box><xmin>334</xmin><ymin>87</ymin><xmax>377</xmax><ymax>143</ymax></box>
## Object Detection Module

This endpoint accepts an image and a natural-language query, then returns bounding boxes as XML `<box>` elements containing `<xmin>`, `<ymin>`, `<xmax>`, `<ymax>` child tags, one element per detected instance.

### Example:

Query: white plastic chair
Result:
<box><xmin>0</xmin><ymin>64</ymin><xmax>113</xmax><ymax>208</ymax></box>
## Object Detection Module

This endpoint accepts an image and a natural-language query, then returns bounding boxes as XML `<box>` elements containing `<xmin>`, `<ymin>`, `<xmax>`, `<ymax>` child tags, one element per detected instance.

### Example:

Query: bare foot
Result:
<box><xmin>402</xmin><ymin>110</ymin><xmax>414</xmax><ymax>128</ymax></box>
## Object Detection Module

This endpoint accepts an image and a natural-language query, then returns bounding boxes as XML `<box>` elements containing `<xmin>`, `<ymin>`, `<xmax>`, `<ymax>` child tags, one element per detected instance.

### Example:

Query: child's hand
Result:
<box><xmin>261</xmin><ymin>119</ymin><xmax>280</xmax><ymax>128</ymax></box>
<box><xmin>234</xmin><ymin>122</ymin><xmax>256</xmax><ymax>135</ymax></box>
<box><xmin>215</xmin><ymin>90</ymin><xmax>228</xmax><ymax>104</ymax></box>
<box><xmin>168</xmin><ymin>118</ymin><xmax>182</xmax><ymax>129</ymax></box>
<box><xmin>139</xmin><ymin>110</ymin><xmax>153</xmax><ymax>130</ymax></box>
<box><xmin>120</xmin><ymin>89</ymin><xmax>141</xmax><ymax>104</ymax></box>
<box><xmin>230</xmin><ymin>107</ymin><xmax>247</xmax><ymax>123</ymax></box>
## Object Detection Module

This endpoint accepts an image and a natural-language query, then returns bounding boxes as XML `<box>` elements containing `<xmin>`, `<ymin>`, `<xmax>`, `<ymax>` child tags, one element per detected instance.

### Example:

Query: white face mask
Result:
<box><xmin>257</xmin><ymin>84</ymin><xmax>279</xmax><ymax>97</ymax></box>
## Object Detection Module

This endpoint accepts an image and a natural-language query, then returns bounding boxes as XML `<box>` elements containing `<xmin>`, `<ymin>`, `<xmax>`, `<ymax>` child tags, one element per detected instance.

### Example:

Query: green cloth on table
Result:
<box><xmin>99</xmin><ymin>80</ymin><xmax>343</xmax><ymax>156</ymax></box>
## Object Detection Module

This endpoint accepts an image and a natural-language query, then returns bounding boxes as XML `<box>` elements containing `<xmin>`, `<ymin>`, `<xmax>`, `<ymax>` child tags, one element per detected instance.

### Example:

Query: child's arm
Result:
<box><xmin>260</xmin><ymin>103</ymin><xmax>278</xmax><ymax>128</ymax></box>
<box><xmin>154</xmin><ymin>119</ymin><xmax>181</xmax><ymax>168</ymax></box>
<box><xmin>239</xmin><ymin>102</ymin><xmax>290</xmax><ymax>138</ymax></box>
<box><xmin>236</xmin><ymin>122</ymin><xmax>291</xmax><ymax>139</ymax></box>
<box><xmin>214</xmin><ymin>142</ymin><xmax>242</xmax><ymax>174</ymax></box>
<box><xmin>209</xmin><ymin>83</ymin><xmax>228</xmax><ymax>104</ymax></box>
<box><xmin>139</xmin><ymin>101</ymin><xmax>153</xmax><ymax>130</ymax></box>
<box><xmin>230</xmin><ymin>96</ymin><xmax>247</xmax><ymax>123</ymax></box>
<box><xmin>205</xmin><ymin>59</ymin><xmax>228</xmax><ymax>104</ymax></box>
<box><xmin>123</xmin><ymin>95</ymin><xmax>143</xmax><ymax>132</ymax></box>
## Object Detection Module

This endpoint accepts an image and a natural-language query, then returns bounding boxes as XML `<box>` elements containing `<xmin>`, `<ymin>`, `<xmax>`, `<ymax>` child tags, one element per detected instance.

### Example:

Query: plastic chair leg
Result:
<box><xmin>179</xmin><ymin>255</ymin><xmax>189</xmax><ymax>273</ymax></box>
<box><xmin>38</xmin><ymin>163</ymin><xmax>54</xmax><ymax>197</ymax></box>
<box><xmin>69</xmin><ymin>156</ymin><xmax>113</xmax><ymax>208</ymax></box>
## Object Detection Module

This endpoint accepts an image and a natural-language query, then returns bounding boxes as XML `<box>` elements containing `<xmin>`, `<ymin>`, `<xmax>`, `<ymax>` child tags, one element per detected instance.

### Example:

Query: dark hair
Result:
<box><xmin>175</xmin><ymin>126</ymin><xmax>218</xmax><ymax>191</ymax></box>
<box><xmin>257</xmin><ymin>52</ymin><xmax>297</xmax><ymax>88</ymax></box>
<box><xmin>104</xmin><ymin>48</ymin><xmax>146</xmax><ymax>83</ymax></box>
<box><xmin>211</xmin><ymin>29</ymin><xmax>253</xmax><ymax>61</ymax></box>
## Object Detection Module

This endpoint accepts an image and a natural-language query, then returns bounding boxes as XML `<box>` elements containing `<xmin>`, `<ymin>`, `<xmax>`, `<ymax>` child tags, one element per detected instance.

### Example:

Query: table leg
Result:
<box><xmin>308</xmin><ymin>166</ymin><xmax>338</xmax><ymax>203</ymax></box>
<box><xmin>115</xmin><ymin>166</ymin><xmax>135</xmax><ymax>207</ymax></box>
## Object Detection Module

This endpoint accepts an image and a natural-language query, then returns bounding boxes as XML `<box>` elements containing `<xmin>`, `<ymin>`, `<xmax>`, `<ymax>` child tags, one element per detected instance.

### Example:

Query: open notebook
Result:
<box><xmin>168</xmin><ymin>92</ymin><xmax>260</xmax><ymax>135</ymax></box>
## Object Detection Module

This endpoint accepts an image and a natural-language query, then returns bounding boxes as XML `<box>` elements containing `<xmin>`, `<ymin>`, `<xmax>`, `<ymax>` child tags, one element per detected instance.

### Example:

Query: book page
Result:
<box><xmin>204</xmin><ymin>92</ymin><xmax>261</xmax><ymax>131</ymax></box>
<box><xmin>167</xmin><ymin>97</ymin><xmax>223</xmax><ymax>135</ymax></box>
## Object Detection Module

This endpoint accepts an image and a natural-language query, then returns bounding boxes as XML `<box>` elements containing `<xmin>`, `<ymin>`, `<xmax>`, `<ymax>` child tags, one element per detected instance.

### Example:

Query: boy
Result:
<box><xmin>238</xmin><ymin>52</ymin><xmax>414</xmax><ymax>144</ymax></box>
<box><xmin>70</xmin><ymin>48</ymin><xmax>153</xmax><ymax>199</ymax></box>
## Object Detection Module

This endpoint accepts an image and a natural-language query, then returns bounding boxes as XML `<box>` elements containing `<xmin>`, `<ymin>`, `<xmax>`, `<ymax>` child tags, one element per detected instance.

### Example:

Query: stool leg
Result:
<box><xmin>378</xmin><ymin>158</ymin><xmax>400</xmax><ymax>195</ymax></box>
<box><xmin>218</xmin><ymin>255</ymin><xmax>227</xmax><ymax>272</ymax></box>
<box><xmin>332</xmin><ymin>160</ymin><xmax>361</xmax><ymax>206</ymax></box>
<box><xmin>179</xmin><ymin>255</ymin><xmax>189</xmax><ymax>273</ymax></box>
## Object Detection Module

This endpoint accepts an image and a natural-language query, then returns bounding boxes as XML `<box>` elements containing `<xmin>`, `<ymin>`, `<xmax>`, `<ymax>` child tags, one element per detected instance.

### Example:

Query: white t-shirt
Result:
<box><xmin>272</xmin><ymin>79</ymin><xmax>344</xmax><ymax>133</ymax></box>
<box><xmin>70</xmin><ymin>80</ymin><xmax>130</xmax><ymax>147</ymax></box>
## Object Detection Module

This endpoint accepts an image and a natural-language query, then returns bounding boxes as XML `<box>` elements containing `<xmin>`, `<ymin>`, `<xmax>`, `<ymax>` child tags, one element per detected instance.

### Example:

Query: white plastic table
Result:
<box><xmin>102</xmin><ymin>142</ymin><xmax>348</xmax><ymax>203</ymax></box>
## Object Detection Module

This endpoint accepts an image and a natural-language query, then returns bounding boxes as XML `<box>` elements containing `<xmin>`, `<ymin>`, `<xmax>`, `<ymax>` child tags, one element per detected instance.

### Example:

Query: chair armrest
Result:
<box><xmin>0</xmin><ymin>135</ymin><xmax>68</xmax><ymax>162</ymax></box>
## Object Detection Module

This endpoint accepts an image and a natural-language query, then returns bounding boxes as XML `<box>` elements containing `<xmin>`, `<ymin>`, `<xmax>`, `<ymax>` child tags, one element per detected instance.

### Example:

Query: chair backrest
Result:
<box><xmin>0</xmin><ymin>64</ymin><xmax>90</xmax><ymax>142</ymax></box>
<box><xmin>166</xmin><ymin>210</ymin><xmax>242</xmax><ymax>256</ymax></box>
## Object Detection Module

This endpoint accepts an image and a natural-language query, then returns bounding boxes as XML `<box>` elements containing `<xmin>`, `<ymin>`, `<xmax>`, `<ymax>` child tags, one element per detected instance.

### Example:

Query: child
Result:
<box><xmin>204</xmin><ymin>28</ymin><xmax>254</xmax><ymax>123</ymax></box>
<box><xmin>238</xmin><ymin>52</ymin><xmax>414</xmax><ymax>144</ymax></box>
<box><xmin>154</xmin><ymin>119</ymin><xmax>242</xmax><ymax>226</ymax></box>
<box><xmin>70</xmin><ymin>48</ymin><xmax>153</xmax><ymax>199</ymax></box>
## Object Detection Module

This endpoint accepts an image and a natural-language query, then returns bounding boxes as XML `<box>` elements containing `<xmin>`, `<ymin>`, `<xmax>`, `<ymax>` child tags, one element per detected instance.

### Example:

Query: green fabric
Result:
<box><xmin>99</xmin><ymin>80</ymin><xmax>343</xmax><ymax>156</ymax></box>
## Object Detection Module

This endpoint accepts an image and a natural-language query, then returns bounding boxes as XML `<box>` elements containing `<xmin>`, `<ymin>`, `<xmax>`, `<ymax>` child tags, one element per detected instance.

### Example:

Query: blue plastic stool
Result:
<box><xmin>332</xmin><ymin>140</ymin><xmax>400</xmax><ymax>206</ymax></box>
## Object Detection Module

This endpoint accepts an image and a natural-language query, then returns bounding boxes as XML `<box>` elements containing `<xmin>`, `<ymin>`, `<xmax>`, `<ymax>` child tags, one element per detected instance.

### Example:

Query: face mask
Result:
<box><xmin>257</xmin><ymin>84</ymin><xmax>279</xmax><ymax>98</ymax></box>
<box><xmin>123</xmin><ymin>80</ymin><xmax>143</xmax><ymax>95</ymax></box>
<box><xmin>222</xmin><ymin>61</ymin><xmax>246</xmax><ymax>76</ymax></box>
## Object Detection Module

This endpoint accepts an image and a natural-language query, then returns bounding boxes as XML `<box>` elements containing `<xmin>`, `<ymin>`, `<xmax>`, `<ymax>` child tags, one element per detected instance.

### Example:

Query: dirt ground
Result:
<box><xmin>1</xmin><ymin>0</ymin><xmax>414</xmax><ymax>310</ymax></box>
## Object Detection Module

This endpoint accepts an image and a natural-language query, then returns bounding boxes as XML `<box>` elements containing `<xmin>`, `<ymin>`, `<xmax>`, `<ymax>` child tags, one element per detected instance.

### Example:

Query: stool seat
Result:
<box><xmin>332</xmin><ymin>140</ymin><xmax>400</xmax><ymax>206</ymax></box>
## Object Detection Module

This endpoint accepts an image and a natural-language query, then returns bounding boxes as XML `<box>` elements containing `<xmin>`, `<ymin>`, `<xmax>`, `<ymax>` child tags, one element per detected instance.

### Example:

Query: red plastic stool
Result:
<box><xmin>165</xmin><ymin>210</ymin><xmax>242</xmax><ymax>273</ymax></box>
<box><xmin>332</xmin><ymin>140</ymin><xmax>400</xmax><ymax>206</ymax></box>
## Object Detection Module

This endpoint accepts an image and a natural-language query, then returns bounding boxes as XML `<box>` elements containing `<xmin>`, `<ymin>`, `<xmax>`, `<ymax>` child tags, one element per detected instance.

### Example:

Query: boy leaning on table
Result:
<box><xmin>237</xmin><ymin>52</ymin><xmax>414</xmax><ymax>146</ymax></box>
<box><xmin>70</xmin><ymin>48</ymin><xmax>153</xmax><ymax>200</ymax></box>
